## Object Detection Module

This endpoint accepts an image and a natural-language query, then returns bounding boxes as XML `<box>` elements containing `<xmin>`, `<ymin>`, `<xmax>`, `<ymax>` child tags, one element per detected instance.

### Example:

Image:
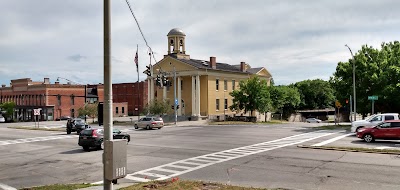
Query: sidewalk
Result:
<box><xmin>165</xmin><ymin>119</ymin><xmax>208</xmax><ymax>127</ymax></box>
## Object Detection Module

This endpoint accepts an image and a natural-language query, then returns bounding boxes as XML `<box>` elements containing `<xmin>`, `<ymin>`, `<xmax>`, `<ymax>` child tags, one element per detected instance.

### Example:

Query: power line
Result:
<box><xmin>124</xmin><ymin>0</ymin><xmax>162</xmax><ymax>73</ymax></box>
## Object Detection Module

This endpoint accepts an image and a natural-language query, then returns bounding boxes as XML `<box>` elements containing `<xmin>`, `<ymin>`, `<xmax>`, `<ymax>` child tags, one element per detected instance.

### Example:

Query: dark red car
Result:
<box><xmin>357</xmin><ymin>120</ymin><xmax>400</xmax><ymax>142</ymax></box>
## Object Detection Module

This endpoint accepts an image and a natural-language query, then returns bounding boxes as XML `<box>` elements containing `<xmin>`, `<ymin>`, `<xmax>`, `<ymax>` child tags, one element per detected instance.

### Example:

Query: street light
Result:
<box><xmin>345</xmin><ymin>44</ymin><xmax>357</xmax><ymax>122</ymax></box>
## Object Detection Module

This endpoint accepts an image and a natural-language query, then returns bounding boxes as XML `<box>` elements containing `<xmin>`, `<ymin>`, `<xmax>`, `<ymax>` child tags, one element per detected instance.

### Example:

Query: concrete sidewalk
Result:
<box><xmin>165</xmin><ymin>119</ymin><xmax>208</xmax><ymax>127</ymax></box>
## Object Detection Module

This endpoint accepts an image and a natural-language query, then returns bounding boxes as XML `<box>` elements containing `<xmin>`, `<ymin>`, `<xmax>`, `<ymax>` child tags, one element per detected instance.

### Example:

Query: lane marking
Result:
<box><xmin>0</xmin><ymin>183</ymin><xmax>17</xmax><ymax>190</ymax></box>
<box><xmin>375</xmin><ymin>146</ymin><xmax>391</xmax><ymax>150</ymax></box>
<box><xmin>93</xmin><ymin>131</ymin><xmax>335</xmax><ymax>184</ymax></box>
<box><xmin>311</xmin><ymin>133</ymin><xmax>352</xmax><ymax>147</ymax></box>
<box><xmin>0</xmin><ymin>135</ymin><xmax>77</xmax><ymax>146</ymax></box>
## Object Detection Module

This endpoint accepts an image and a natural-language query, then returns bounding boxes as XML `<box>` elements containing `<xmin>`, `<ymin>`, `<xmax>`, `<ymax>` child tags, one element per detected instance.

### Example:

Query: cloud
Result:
<box><xmin>1</xmin><ymin>0</ymin><xmax>400</xmax><ymax>86</ymax></box>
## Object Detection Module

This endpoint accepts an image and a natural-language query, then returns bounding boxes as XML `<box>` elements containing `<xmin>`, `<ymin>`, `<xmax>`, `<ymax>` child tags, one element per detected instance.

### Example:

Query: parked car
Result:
<box><xmin>351</xmin><ymin>113</ymin><xmax>400</xmax><ymax>133</ymax></box>
<box><xmin>134</xmin><ymin>116</ymin><xmax>164</xmax><ymax>129</ymax></box>
<box><xmin>67</xmin><ymin>118</ymin><xmax>89</xmax><ymax>134</ymax></box>
<box><xmin>306</xmin><ymin>118</ymin><xmax>322</xmax><ymax>123</ymax></box>
<box><xmin>56</xmin><ymin>116</ymin><xmax>71</xmax><ymax>121</ymax></box>
<box><xmin>78</xmin><ymin>128</ymin><xmax>130</xmax><ymax>151</ymax></box>
<box><xmin>0</xmin><ymin>114</ymin><xmax>5</xmax><ymax>123</ymax></box>
<box><xmin>356</xmin><ymin>120</ymin><xmax>400</xmax><ymax>142</ymax></box>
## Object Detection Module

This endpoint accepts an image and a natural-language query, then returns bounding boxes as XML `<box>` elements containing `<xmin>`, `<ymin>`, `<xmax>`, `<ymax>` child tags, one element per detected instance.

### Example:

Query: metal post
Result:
<box><xmin>372</xmin><ymin>100</ymin><xmax>374</xmax><ymax>115</ymax></box>
<box><xmin>345</xmin><ymin>44</ymin><xmax>356</xmax><ymax>121</ymax></box>
<box><xmin>103</xmin><ymin>0</ymin><xmax>113</xmax><ymax>189</ymax></box>
<box><xmin>173</xmin><ymin>65</ymin><xmax>177</xmax><ymax>125</ymax></box>
<box><xmin>349</xmin><ymin>95</ymin><xmax>352</xmax><ymax>122</ymax></box>
<box><xmin>84</xmin><ymin>85</ymin><xmax>87</xmax><ymax>123</ymax></box>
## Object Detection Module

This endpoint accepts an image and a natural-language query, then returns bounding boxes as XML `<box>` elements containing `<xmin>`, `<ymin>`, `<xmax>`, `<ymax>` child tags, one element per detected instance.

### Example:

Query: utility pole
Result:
<box><xmin>345</xmin><ymin>44</ymin><xmax>357</xmax><ymax>122</ymax></box>
<box><xmin>103</xmin><ymin>0</ymin><xmax>113</xmax><ymax>189</ymax></box>
<box><xmin>349</xmin><ymin>95</ymin><xmax>352</xmax><ymax>122</ymax></box>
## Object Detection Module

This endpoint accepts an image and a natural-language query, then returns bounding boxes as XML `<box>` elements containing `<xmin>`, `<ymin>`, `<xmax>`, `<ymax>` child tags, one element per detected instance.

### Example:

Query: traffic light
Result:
<box><xmin>162</xmin><ymin>75</ymin><xmax>167</xmax><ymax>86</ymax></box>
<box><xmin>177</xmin><ymin>105</ymin><xmax>180</xmax><ymax>109</ymax></box>
<box><xmin>143</xmin><ymin>65</ymin><xmax>151</xmax><ymax>76</ymax></box>
<box><xmin>171</xmin><ymin>105</ymin><xmax>175</xmax><ymax>110</ymax></box>
<box><xmin>346</xmin><ymin>99</ymin><xmax>349</xmax><ymax>104</ymax></box>
<box><xmin>155</xmin><ymin>75</ymin><xmax>161</xmax><ymax>86</ymax></box>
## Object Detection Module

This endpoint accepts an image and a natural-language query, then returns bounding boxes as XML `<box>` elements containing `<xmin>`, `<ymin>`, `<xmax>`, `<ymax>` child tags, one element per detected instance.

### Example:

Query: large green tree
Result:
<box><xmin>331</xmin><ymin>41</ymin><xmax>400</xmax><ymax>115</ymax></box>
<box><xmin>293</xmin><ymin>79</ymin><xmax>336</xmax><ymax>110</ymax></box>
<box><xmin>229</xmin><ymin>76</ymin><xmax>271</xmax><ymax>115</ymax></box>
<box><xmin>143</xmin><ymin>99</ymin><xmax>170</xmax><ymax>116</ymax></box>
<box><xmin>0</xmin><ymin>101</ymin><xmax>16</xmax><ymax>121</ymax></box>
<box><xmin>269</xmin><ymin>85</ymin><xmax>301</xmax><ymax>117</ymax></box>
<box><xmin>78</xmin><ymin>103</ymin><xmax>98</xmax><ymax>122</ymax></box>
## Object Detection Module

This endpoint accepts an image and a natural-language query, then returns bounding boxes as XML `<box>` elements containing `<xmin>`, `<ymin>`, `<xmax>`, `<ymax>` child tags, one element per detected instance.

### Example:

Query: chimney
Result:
<box><xmin>240</xmin><ymin>62</ymin><xmax>247</xmax><ymax>72</ymax></box>
<box><xmin>55</xmin><ymin>81</ymin><xmax>59</xmax><ymax>85</ymax></box>
<box><xmin>210</xmin><ymin>56</ymin><xmax>216</xmax><ymax>69</ymax></box>
<box><xmin>1</xmin><ymin>84</ymin><xmax>5</xmax><ymax>88</ymax></box>
<box><xmin>43</xmin><ymin>78</ymin><xmax>50</xmax><ymax>84</ymax></box>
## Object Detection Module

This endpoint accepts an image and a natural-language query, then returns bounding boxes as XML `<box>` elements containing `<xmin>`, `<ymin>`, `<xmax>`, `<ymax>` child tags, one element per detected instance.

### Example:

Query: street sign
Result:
<box><xmin>33</xmin><ymin>109</ymin><xmax>41</xmax><ymax>116</ymax></box>
<box><xmin>335</xmin><ymin>100</ymin><xmax>342</xmax><ymax>108</ymax></box>
<box><xmin>368</xmin><ymin>96</ymin><xmax>378</xmax><ymax>100</ymax></box>
<box><xmin>175</xmin><ymin>99</ymin><xmax>178</xmax><ymax>105</ymax></box>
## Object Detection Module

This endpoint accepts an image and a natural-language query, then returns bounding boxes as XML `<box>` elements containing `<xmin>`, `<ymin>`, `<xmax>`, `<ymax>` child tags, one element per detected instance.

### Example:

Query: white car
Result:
<box><xmin>0</xmin><ymin>115</ymin><xmax>5</xmax><ymax>123</ymax></box>
<box><xmin>306</xmin><ymin>118</ymin><xmax>322</xmax><ymax>123</ymax></box>
<box><xmin>350</xmin><ymin>113</ymin><xmax>399</xmax><ymax>133</ymax></box>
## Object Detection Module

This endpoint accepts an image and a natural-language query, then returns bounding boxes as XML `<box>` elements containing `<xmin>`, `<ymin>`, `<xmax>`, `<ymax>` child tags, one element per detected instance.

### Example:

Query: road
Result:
<box><xmin>0</xmin><ymin>122</ymin><xmax>400</xmax><ymax>190</ymax></box>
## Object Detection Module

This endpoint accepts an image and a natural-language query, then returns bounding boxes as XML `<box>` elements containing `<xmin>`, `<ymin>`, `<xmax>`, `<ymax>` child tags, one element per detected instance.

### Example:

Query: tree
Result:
<box><xmin>143</xmin><ymin>99</ymin><xmax>170</xmax><ymax>116</ymax></box>
<box><xmin>293</xmin><ymin>79</ymin><xmax>335</xmax><ymax>110</ymax></box>
<box><xmin>269</xmin><ymin>85</ymin><xmax>301</xmax><ymax>117</ymax></box>
<box><xmin>0</xmin><ymin>101</ymin><xmax>16</xmax><ymax>121</ymax></box>
<box><xmin>331</xmin><ymin>41</ymin><xmax>400</xmax><ymax>116</ymax></box>
<box><xmin>229</xmin><ymin>76</ymin><xmax>271</xmax><ymax>116</ymax></box>
<box><xmin>78</xmin><ymin>103</ymin><xmax>98</xmax><ymax>122</ymax></box>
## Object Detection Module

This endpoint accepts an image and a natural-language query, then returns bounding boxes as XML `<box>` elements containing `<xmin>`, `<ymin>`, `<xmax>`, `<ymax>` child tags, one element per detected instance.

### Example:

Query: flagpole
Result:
<box><xmin>137</xmin><ymin>44</ymin><xmax>140</xmax><ymax>121</ymax></box>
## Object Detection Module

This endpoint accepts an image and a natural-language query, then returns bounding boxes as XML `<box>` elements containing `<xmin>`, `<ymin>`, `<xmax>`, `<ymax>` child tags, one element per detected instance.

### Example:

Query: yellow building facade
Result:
<box><xmin>147</xmin><ymin>28</ymin><xmax>272</xmax><ymax>119</ymax></box>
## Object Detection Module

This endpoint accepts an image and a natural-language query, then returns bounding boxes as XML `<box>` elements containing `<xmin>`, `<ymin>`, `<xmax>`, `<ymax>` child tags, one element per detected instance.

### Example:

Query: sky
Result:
<box><xmin>1</xmin><ymin>0</ymin><xmax>400</xmax><ymax>86</ymax></box>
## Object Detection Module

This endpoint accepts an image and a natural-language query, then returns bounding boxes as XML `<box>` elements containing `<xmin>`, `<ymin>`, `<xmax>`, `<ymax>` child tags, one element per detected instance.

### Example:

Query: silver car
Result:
<box><xmin>134</xmin><ymin>117</ymin><xmax>164</xmax><ymax>130</ymax></box>
<box><xmin>306</xmin><ymin>118</ymin><xmax>322</xmax><ymax>123</ymax></box>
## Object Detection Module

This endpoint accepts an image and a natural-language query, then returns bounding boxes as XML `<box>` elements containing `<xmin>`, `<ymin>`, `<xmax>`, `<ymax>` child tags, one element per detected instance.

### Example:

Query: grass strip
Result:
<box><xmin>8</xmin><ymin>126</ymin><xmax>65</xmax><ymax>131</ymax></box>
<box><xmin>20</xmin><ymin>183</ymin><xmax>96</xmax><ymax>190</ymax></box>
<box><xmin>298</xmin><ymin>145</ymin><xmax>400</xmax><ymax>155</ymax></box>
<box><xmin>120</xmin><ymin>179</ymin><xmax>287</xmax><ymax>190</ymax></box>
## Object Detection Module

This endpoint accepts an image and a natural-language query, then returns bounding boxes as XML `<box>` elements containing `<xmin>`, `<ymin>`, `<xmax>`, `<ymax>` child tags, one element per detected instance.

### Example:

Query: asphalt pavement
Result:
<box><xmin>1</xmin><ymin>122</ymin><xmax>400</xmax><ymax>190</ymax></box>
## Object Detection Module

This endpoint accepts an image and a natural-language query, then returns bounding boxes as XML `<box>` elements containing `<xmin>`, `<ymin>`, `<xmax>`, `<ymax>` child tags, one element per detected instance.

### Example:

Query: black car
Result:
<box><xmin>78</xmin><ymin>128</ymin><xmax>130</xmax><ymax>151</ymax></box>
<box><xmin>56</xmin><ymin>116</ymin><xmax>71</xmax><ymax>121</ymax></box>
<box><xmin>67</xmin><ymin>118</ymin><xmax>89</xmax><ymax>134</ymax></box>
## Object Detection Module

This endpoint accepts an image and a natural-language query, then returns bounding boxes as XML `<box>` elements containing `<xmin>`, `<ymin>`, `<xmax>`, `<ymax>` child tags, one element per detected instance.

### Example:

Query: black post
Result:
<box><xmin>84</xmin><ymin>85</ymin><xmax>87</xmax><ymax>123</ymax></box>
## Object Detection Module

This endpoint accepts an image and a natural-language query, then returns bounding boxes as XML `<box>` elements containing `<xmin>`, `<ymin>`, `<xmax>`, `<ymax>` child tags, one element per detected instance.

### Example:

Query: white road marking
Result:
<box><xmin>311</xmin><ymin>133</ymin><xmax>352</xmax><ymax>147</ymax></box>
<box><xmin>375</xmin><ymin>146</ymin><xmax>391</xmax><ymax>150</ymax></box>
<box><xmin>0</xmin><ymin>135</ymin><xmax>77</xmax><ymax>146</ymax></box>
<box><xmin>93</xmin><ymin>131</ymin><xmax>335</xmax><ymax>184</ymax></box>
<box><xmin>0</xmin><ymin>183</ymin><xmax>17</xmax><ymax>190</ymax></box>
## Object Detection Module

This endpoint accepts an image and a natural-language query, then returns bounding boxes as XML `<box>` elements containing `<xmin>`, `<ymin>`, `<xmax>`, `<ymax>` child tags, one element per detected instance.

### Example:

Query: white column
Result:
<box><xmin>177</xmin><ymin>76</ymin><xmax>182</xmax><ymax>116</ymax></box>
<box><xmin>195</xmin><ymin>75</ymin><xmax>201</xmax><ymax>116</ymax></box>
<box><xmin>147</xmin><ymin>79</ymin><xmax>151</xmax><ymax>104</ymax></box>
<box><xmin>191</xmin><ymin>76</ymin><xmax>196</xmax><ymax>116</ymax></box>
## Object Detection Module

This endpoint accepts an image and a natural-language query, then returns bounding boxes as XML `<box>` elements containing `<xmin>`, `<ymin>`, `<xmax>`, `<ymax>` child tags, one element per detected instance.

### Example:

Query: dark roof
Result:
<box><xmin>170</xmin><ymin>55</ymin><xmax>247</xmax><ymax>73</ymax></box>
<box><xmin>247</xmin><ymin>67</ymin><xmax>264</xmax><ymax>74</ymax></box>
<box><xmin>167</xmin><ymin>28</ymin><xmax>186</xmax><ymax>36</ymax></box>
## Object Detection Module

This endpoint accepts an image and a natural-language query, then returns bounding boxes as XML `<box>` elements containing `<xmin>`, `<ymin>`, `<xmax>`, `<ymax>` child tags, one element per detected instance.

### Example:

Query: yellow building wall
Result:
<box><xmin>181</xmin><ymin>76</ymin><xmax>192</xmax><ymax>115</ymax></box>
<box><xmin>200</xmin><ymin>75</ymin><xmax>208</xmax><ymax>116</ymax></box>
<box><xmin>206</xmin><ymin>75</ymin><xmax>240</xmax><ymax>116</ymax></box>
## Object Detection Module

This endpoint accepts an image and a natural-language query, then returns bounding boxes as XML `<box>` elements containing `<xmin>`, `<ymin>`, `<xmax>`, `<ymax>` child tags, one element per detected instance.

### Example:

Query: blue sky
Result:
<box><xmin>1</xmin><ymin>0</ymin><xmax>400</xmax><ymax>86</ymax></box>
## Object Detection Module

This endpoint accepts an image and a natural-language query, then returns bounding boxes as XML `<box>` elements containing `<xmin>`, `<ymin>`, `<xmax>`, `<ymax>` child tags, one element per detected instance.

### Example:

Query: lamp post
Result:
<box><xmin>345</xmin><ymin>44</ymin><xmax>356</xmax><ymax>122</ymax></box>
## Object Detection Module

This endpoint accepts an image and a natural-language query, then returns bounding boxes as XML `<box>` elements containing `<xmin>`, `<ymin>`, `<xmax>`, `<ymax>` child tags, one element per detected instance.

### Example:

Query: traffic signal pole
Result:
<box><xmin>173</xmin><ymin>65</ymin><xmax>177</xmax><ymax>125</ymax></box>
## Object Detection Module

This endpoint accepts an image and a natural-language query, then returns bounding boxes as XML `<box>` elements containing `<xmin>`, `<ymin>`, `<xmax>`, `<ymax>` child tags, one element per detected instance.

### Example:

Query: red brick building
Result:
<box><xmin>112</xmin><ymin>81</ymin><xmax>148</xmax><ymax>116</ymax></box>
<box><xmin>0</xmin><ymin>78</ymin><xmax>104</xmax><ymax>121</ymax></box>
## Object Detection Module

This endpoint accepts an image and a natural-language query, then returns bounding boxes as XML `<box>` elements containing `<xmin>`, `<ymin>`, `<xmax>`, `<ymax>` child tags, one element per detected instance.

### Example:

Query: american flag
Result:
<box><xmin>134</xmin><ymin>47</ymin><xmax>138</xmax><ymax>72</ymax></box>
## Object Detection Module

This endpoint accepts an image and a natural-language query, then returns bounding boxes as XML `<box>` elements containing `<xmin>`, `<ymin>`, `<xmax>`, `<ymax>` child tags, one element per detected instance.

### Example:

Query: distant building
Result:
<box><xmin>112</xmin><ymin>81</ymin><xmax>148</xmax><ymax>116</ymax></box>
<box><xmin>148</xmin><ymin>28</ymin><xmax>272</xmax><ymax>120</ymax></box>
<box><xmin>0</xmin><ymin>78</ymin><xmax>104</xmax><ymax>121</ymax></box>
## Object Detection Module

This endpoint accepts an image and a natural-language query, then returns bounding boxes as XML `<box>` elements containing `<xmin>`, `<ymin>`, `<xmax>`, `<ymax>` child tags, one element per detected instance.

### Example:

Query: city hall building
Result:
<box><xmin>147</xmin><ymin>28</ymin><xmax>272</xmax><ymax>120</ymax></box>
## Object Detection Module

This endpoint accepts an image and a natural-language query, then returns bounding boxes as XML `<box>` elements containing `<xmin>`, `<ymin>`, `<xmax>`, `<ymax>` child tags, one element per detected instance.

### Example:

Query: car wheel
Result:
<box><xmin>123</xmin><ymin>136</ymin><xmax>129</xmax><ymax>144</ymax></box>
<box><xmin>363</xmin><ymin>134</ymin><xmax>375</xmax><ymax>143</ymax></box>
<box><xmin>67</xmin><ymin>128</ymin><xmax>71</xmax><ymax>134</ymax></box>
<box><xmin>134</xmin><ymin>124</ymin><xmax>138</xmax><ymax>129</ymax></box>
<box><xmin>97</xmin><ymin>140</ymin><xmax>104</xmax><ymax>150</ymax></box>
<box><xmin>83</xmin><ymin>146</ymin><xmax>90</xmax><ymax>151</ymax></box>
<box><xmin>146</xmin><ymin>125</ymin><xmax>151</xmax><ymax>130</ymax></box>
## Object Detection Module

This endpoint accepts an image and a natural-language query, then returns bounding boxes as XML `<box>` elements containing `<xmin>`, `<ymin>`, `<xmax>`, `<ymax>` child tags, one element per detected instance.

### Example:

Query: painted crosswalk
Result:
<box><xmin>93</xmin><ymin>130</ymin><xmax>336</xmax><ymax>184</ymax></box>
<box><xmin>0</xmin><ymin>135</ymin><xmax>77</xmax><ymax>146</ymax></box>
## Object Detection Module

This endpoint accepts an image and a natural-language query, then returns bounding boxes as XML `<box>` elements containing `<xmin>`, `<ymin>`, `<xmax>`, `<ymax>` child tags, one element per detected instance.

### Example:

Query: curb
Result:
<box><xmin>297</xmin><ymin>145</ymin><xmax>400</xmax><ymax>155</ymax></box>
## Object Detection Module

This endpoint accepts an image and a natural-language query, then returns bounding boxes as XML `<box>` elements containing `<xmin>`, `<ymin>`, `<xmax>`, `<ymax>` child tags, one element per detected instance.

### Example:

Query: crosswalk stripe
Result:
<box><xmin>0</xmin><ymin>135</ymin><xmax>77</xmax><ymax>146</ymax></box>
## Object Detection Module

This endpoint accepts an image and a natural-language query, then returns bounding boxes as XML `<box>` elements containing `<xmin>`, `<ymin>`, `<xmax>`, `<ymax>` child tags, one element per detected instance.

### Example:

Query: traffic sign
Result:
<box><xmin>368</xmin><ymin>96</ymin><xmax>378</xmax><ymax>100</ymax></box>
<box><xmin>34</xmin><ymin>109</ymin><xmax>41</xmax><ymax>116</ymax></box>
<box><xmin>175</xmin><ymin>99</ymin><xmax>178</xmax><ymax>105</ymax></box>
<box><xmin>335</xmin><ymin>100</ymin><xmax>342</xmax><ymax>108</ymax></box>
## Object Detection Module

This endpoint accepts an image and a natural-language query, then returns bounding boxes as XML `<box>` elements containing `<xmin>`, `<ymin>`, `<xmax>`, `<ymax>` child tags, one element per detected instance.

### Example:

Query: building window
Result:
<box><xmin>232</xmin><ymin>80</ymin><xmax>235</xmax><ymax>90</ymax></box>
<box><xmin>224</xmin><ymin>80</ymin><xmax>227</xmax><ymax>91</ymax></box>
<box><xmin>216</xmin><ymin>99</ymin><xmax>220</xmax><ymax>111</ymax></box>
<box><xmin>216</xmin><ymin>79</ymin><xmax>219</xmax><ymax>91</ymax></box>
<box><xmin>181</xmin><ymin>80</ymin><xmax>183</xmax><ymax>90</ymax></box>
<box><xmin>57</xmin><ymin>95</ymin><xmax>61</xmax><ymax>106</ymax></box>
<box><xmin>122</xmin><ymin>107</ymin><xmax>125</xmax><ymax>114</ymax></box>
<box><xmin>71</xmin><ymin>95</ymin><xmax>75</xmax><ymax>105</ymax></box>
<box><xmin>224</xmin><ymin>99</ymin><xmax>228</xmax><ymax>110</ymax></box>
<box><xmin>116</xmin><ymin>107</ymin><xmax>119</xmax><ymax>114</ymax></box>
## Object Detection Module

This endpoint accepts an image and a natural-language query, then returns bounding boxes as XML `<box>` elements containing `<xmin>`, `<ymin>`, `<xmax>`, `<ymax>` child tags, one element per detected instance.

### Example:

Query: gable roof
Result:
<box><xmin>169</xmin><ymin>55</ymin><xmax>245</xmax><ymax>73</ymax></box>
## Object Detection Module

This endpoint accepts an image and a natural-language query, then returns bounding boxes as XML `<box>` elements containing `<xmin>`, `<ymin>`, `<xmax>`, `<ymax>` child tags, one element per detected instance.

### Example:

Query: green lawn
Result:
<box><xmin>20</xmin><ymin>183</ymin><xmax>95</xmax><ymax>190</ymax></box>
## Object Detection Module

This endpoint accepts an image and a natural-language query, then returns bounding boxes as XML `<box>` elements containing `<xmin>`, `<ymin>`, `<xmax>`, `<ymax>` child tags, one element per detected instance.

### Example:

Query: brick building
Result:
<box><xmin>112</xmin><ymin>81</ymin><xmax>148</xmax><ymax>116</ymax></box>
<box><xmin>0</xmin><ymin>78</ymin><xmax>104</xmax><ymax>121</ymax></box>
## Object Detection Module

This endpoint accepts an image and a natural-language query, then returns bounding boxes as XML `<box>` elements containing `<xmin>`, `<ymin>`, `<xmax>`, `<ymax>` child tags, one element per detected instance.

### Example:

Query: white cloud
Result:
<box><xmin>1</xmin><ymin>0</ymin><xmax>400</xmax><ymax>86</ymax></box>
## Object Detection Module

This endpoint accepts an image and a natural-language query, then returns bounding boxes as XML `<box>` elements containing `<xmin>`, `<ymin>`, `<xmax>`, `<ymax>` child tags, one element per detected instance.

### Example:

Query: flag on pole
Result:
<box><xmin>134</xmin><ymin>45</ymin><xmax>139</xmax><ymax>72</ymax></box>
